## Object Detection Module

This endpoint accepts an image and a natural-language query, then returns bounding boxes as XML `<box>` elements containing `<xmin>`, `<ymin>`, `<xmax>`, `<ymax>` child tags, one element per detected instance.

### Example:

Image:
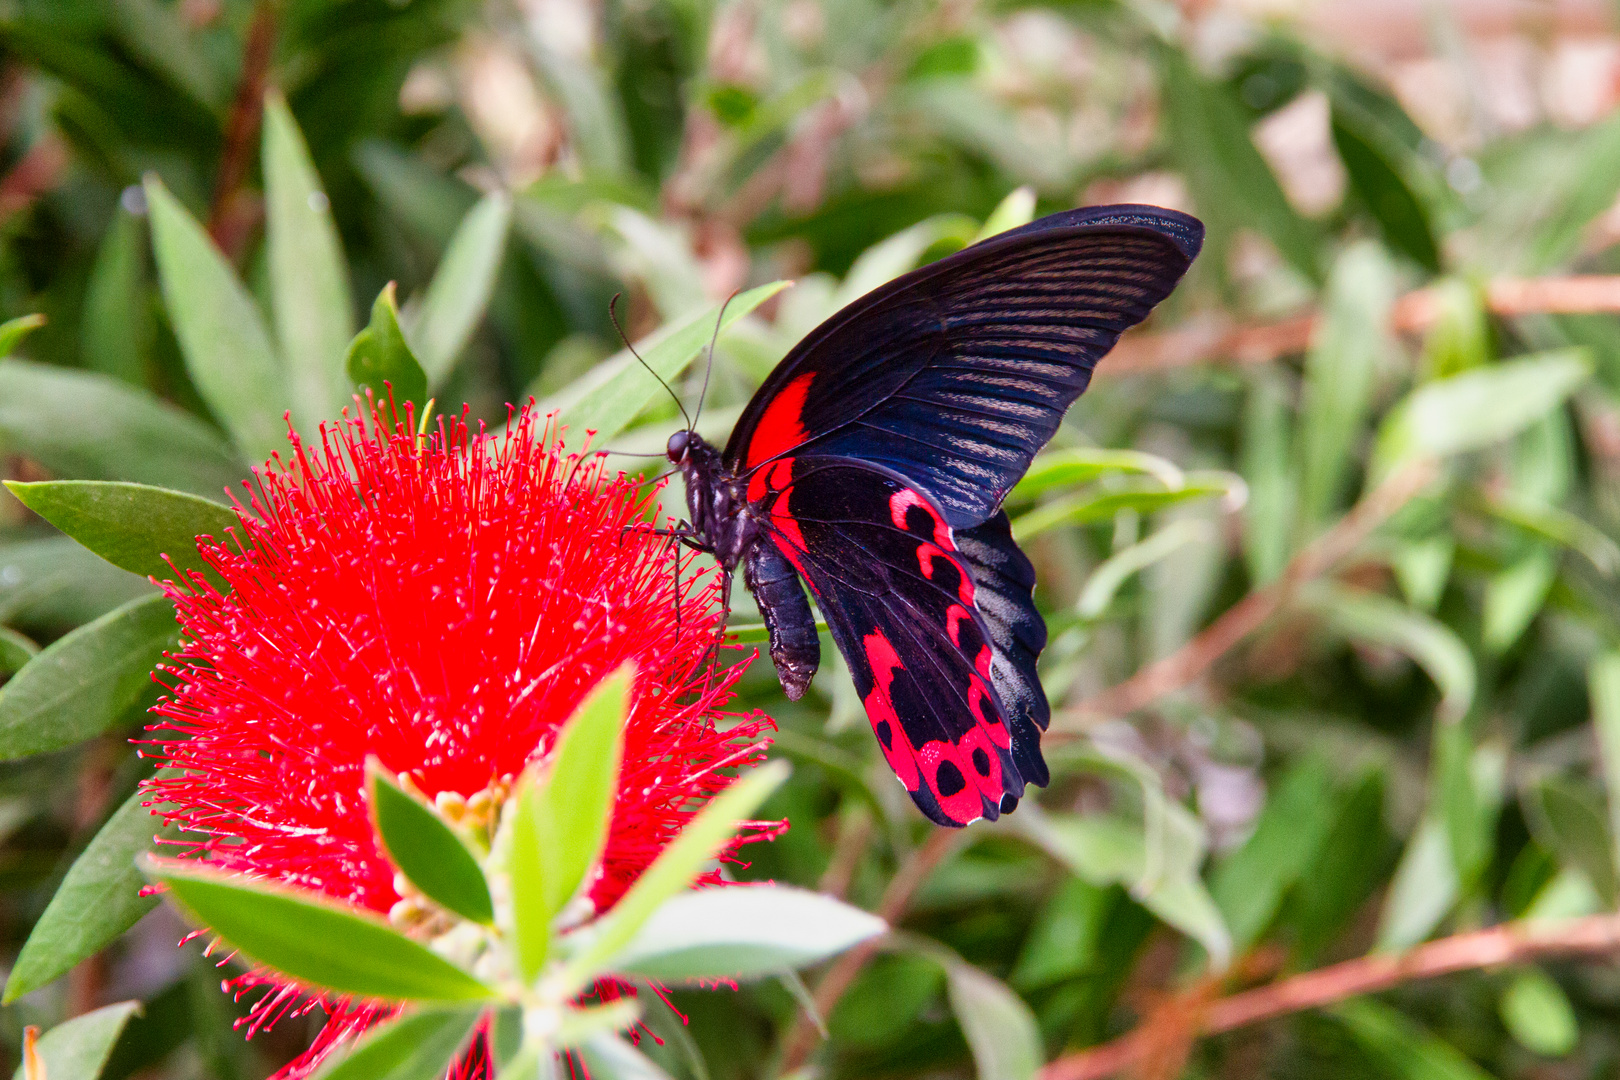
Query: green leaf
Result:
<box><xmin>1480</xmin><ymin>491</ymin><xmax>1620</xmax><ymax>574</ymax></box>
<box><xmin>1587</xmin><ymin>652</ymin><xmax>1620</xmax><ymax>886</ymax></box>
<box><xmin>0</xmin><ymin>628</ymin><xmax>36</xmax><ymax>676</ymax></box>
<box><xmin>578</xmin><ymin>1034</ymin><xmax>678</xmax><ymax>1080</ymax></box>
<box><xmin>1499</xmin><ymin>968</ymin><xmax>1578</xmax><ymax>1057</ymax></box>
<box><xmin>1482</xmin><ymin>549</ymin><xmax>1557</xmax><ymax>652</ymax></box>
<box><xmin>1523</xmin><ymin>777</ymin><xmax>1618</xmax><ymax>907</ymax></box>
<box><xmin>0</xmin><ymin>537</ymin><xmax>154</xmax><ymax>635</ymax></box>
<box><xmin>1009</xmin><ymin>447</ymin><xmax>1186</xmax><ymax>503</ymax></box>
<box><xmin>109</xmin><ymin>0</ymin><xmax>227</xmax><ymax>110</ymax></box>
<box><xmin>0</xmin><ymin>593</ymin><xmax>177</xmax><ymax>760</ymax></box>
<box><xmin>410</xmin><ymin>192</ymin><xmax>511</xmax><ymax>386</ymax></box>
<box><xmin>1300</xmin><ymin>583</ymin><xmax>1476</xmax><ymax>722</ymax></box>
<box><xmin>1299</xmin><ymin>241</ymin><xmax>1395</xmax><ymax>529</ymax></box>
<box><xmin>540</xmin><ymin>664</ymin><xmax>630</xmax><ymax>921</ymax></box>
<box><xmin>81</xmin><ymin>207</ymin><xmax>150</xmax><ymax>385</ymax></box>
<box><xmin>1332</xmin><ymin>998</ymin><xmax>1494</xmax><ymax>1080</ymax></box>
<box><xmin>1011</xmin><ymin>473</ymin><xmax>1240</xmax><ymax>541</ymax></box>
<box><xmin>973</xmin><ymin>186</ymin><xmax>1037</xmax><ymax>242</ymax></box>
<box><xmin>1161</xmin><ymin>45</ymin><xmax>1320</xmax><ymax>280</ymax></box>
<box><xmin>5</xmin><ymin>480</ymin><xmax>236</xmax><ymax>585</ymax></box>
<box><xmin>1211</xmin><ymin>757</ymin><xmax>1337</xmax><ymax>951</ymax></box>
<box><xmin>1331</xmin><ymin>103</ymin><xmax>1441</xmax><ymax>272</ymax></box>
<box><xmin>548</xmin><ymin>281</ymin><xmax>790</xmax><ymax>452</ymax></box>
<box><xmin>5</xmin><ymin>789</ymin><xmax>171</xmax><ymax>1003</ymax></box>
<box><xmin>147</xmin><ymin>858</ymin><xmax>497</xmax><ymax>1002</ymax></box>
<box><xmin>941</xmin><ymin>957</ymin><xmax>1042</xmax><ymax>1080</ymax></box>
<box><xmin>368</xmin><ymin>762</ymin><xmax>493</xmax><ymax>925</ymax></box>
<box><xmin>508</xmin><ymin>664</ymin><xmax>631</xmax><ymax>982</ymax></box>
<box><xmin>605</xmin><ymin>884</ymin><xmax>885</xmax><ymax>981</ymax></box>
<box><xmin>0</xmin><ymin>314</ymin><xmax>46</xmax><ymax>360</ymax></box>
<box><xmin>1378</xmin><ymin>816</ymin><xmax>1457</xmax><ymax>950</ymax></box>
<box><xmin>560</xmin><ymin>759</ymin><xmax>789</xmax><ymax>989</ymax></box>
<box><xmin>1076</xmin><ymin>519</ymin><xmax>1215</xmax><ymax>620</ymax></box>
<box><xmin>1014</xmin><ymin>803</ymin><xmax>1231</xmax><ymax>967</ymax></box>
<box><xmin>144</xmin><ymin>174</ymin><xmax>291</xmax><ymax>463</ymax></box>
<box><xmin>313</xmin><ymin>1007</ymin><xmax>485</xmax><ymax>1080</ymax></box>
<box><xmin>10</xmin><ymin>1000</ymin><xmax>141</xmax><ymax>1080</ymax></box>
<box><xmin>1371</xmin><ymin>349</ymin><xmax>1593</xmax><ymax>482</ymax></box>
<box><xmin>0</xmin><ymin>359</ymin><xmax>245</xmax><ymax>497</ymax></box>
<box><xmin>264</xmin><ymin>89</ymin><xmax>355</xmax><ymax>429</ymax></box>
<box><xmin>1241</xmin><ymin>368</ymin><xmax>1297</xmax><ymax>584</ymax></box>
<box><xmin>347</xmin><ymin>283</ymin><xmax>429</xmax><ymax>408</ymax></box>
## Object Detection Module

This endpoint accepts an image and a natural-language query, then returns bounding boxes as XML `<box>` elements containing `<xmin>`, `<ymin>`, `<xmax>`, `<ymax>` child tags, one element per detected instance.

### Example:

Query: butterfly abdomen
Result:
<box><xmin>743</xmin><ymin>541</ymin><xmax>820</xmax><ymax>700</ymax></box>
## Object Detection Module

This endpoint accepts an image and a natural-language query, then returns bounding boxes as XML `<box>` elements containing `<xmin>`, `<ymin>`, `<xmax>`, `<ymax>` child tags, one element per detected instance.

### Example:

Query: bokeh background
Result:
<box><xmin>7</xmin><ymin>0</ymin><xmax>1620</xmax><ymax>1076</ymax></box>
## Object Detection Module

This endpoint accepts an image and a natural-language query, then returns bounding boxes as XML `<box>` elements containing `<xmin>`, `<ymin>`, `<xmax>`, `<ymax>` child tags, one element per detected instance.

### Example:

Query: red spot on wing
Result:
<box><xmin>946</xmin><ymin>604</ymin><xmax>969</xmax><ymax>646</ymax></box>
<box><xmin>916</xmin><ymin>737</ymin><xmax>989</xmax><ymax>825</ymax></box>
<box><xmin>862</xmin><ymin>631</ymin><xmax>919</xmax><ymax>790</ymax></box>
<box><xmin>889</xmin><ymin>487</ymin><xmax>950</xmax><ymax>546</ymax></box>
<box><xmin>746</xmin><ymin>373</ymin><xmax>815</xmax><ymax>469</ymax></box>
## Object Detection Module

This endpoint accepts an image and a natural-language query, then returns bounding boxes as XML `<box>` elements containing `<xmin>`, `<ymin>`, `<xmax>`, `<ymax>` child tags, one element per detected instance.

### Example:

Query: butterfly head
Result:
<box><xmin>666</xmin><ymin>430</ymin><xmax>692</xmax><ymax>465</ymax></box>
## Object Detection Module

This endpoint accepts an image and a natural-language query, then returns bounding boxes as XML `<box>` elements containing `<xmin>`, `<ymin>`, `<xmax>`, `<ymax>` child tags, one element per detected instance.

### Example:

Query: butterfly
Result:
<box><xmin>663</xmin><ymin>204</ymin><xmax>1204</xmax><ymax>827</ymax></box>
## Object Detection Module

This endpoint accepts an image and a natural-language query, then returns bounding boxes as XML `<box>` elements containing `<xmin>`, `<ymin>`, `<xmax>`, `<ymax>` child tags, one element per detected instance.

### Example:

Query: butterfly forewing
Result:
<box><xmin>724</xmin><ymin>206</ymin><xmax>1205</xmax><ymax>527</ymax></box>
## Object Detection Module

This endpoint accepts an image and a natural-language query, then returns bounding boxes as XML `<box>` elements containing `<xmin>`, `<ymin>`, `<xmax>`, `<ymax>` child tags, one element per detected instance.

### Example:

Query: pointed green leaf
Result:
<box><xmin>1011</xmin><ymin>474</ymin><xmax>1240</xmax><ymax>541</ymax></box>
<box><xmin>147</xmin><ymin>858</ymin><xmax>496</xmax><ymax>1002</ymax></box>
<box><xmin>509</xmin><ymin>779</ymin><xmax>556</xmax><ymax>981</ymax></box>
<box><xmin>1371</xmin><ymin>349</ymin><xmax>1593</xmax><ymax>483</ymax></box>
<box><xmin>264</xmin><ymin>89</ymin><xmax>354</xmax><ymax>428</ymax></box>
<box><xmin>144</xmin><ymin>174</ymin><xmax>291</xmax><ymax>463</ymax></box>
<box><xmin>411</xmin><ymin>192</ymin><xmax>511</xmax><ymax>385</ymax></box>
<box><xmin>5</xmin><ymin>480</ymin><xmax>236</xmax><ymax>585</ymax></box>
<box><xmin>606</xmin><ymin>884</ymin><xmax>885</xmax><ymax>981</ymax></box>
<box><xmin>81</xmin><ymin>207</ymin><xmax>150</xmax><ymax>385</ymax></box>
<box><xmin>0</xmin><ymin>314</ymin><xmax>46</xmax><ymax>360</ymax></box>
<box><xmin>1009</xmin><ymin>448</ymin><xmax>1185</xmax><ymax>503</ymax></box>
<box><xmin>560</xmin><ymin>759</ymin><xmax>789</xmax><ymax>988</ymax></box>
<box><xmin>1482</xmin><ymin>549</ymin><xmax>1557</xmax><ymax>652</ymax></box>
<box><xmin>549</xmin><ymin>280</ymin><xmax>790</xmax><ymax>452</ymax></box>
<box><xmin>0</xmin><ymin>593</ymin><xmax>177</xmax><ymax>760</ymax></box>
<box><xmin>0</xmin><ymin>359</ymin><xmax>245</xmax><ymax>497</ymax></box>
<box><xmin>942</xmin><ymin>958</ymin><xmax>1041</xmax><ymax>1080</ymax></box>
<box><xmin>5</xmin><ymin>790</ymin><xmax>172</xmax><ymax>1003</ymax></box>
<box><xmin>347</xmin><ymin>284</ymin><xmax>428</xmax><ymax>407</ymax></box>
<box><xmin>368</xmin><ymin>761</ymin><xmax>492</xmax><ymax>925</ymax></box>
<box><xmin>542</xmin><ymin>664</ymin><xmax>631</xmax><ymax>918</ymax></box>
<box><xmin>1587</xmin><ymin>652</ymin><xmax>1620</xmax><ymax>884</ymax></box>
<box><xmin>1299</xmin><ymin>241</ymin><xmax>1395</xmax><ymax>528</ymax></box>
<box><xmin>10</xmin><ymin>1000</ymin><xmax>141</xmax><ymax>1080</ymax></box>
<box><xmin>1524</xmin><ymin>777</ymin><xmax>1617</xmax><ymax>907</ymax></box>
<box><xmin>1333</xmin><ymin>998</ymin><xmax>1494</xmax><ymax>1080</ymax></box>
<box><xmin>508</xmin><ymin>658</ymin><xmax>631</xmax><ymax>982</ymax></box>
<box><xmin>313</xmin><ymin>1007</ymin><xmax>485</xmax><ymax>1080</ymax></box>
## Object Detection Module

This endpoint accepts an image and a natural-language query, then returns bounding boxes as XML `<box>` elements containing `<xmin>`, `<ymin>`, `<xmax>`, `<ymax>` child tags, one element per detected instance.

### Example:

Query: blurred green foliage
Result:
<box><xmin>3</xmin><ymin>0</ymin><xmax>1620</xmax><ymax>1077</ymax></box>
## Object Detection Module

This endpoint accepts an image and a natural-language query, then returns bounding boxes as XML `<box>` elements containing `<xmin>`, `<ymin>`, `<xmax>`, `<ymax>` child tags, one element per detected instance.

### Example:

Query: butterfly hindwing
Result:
<box><xmin>724</xmin><ymin>204</ymin><xmax>1204</xmax><ymax>527</ymax></box>
<box><xmin>749</xmin><ymin>455</ymin><xmax>1032</xmax><ymax>825</ymax></box>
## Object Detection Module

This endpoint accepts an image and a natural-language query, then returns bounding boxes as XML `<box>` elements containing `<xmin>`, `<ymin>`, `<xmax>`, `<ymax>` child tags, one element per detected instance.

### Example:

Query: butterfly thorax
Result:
<box><xmin>668</xmin><ymin>430</ymin><xmax>821</xmax><ymax>700</ymax></box>
<box><xmin>669</xmin><ymin>431</ymin><xmax>756</xmax><ymax>572</ymax></box>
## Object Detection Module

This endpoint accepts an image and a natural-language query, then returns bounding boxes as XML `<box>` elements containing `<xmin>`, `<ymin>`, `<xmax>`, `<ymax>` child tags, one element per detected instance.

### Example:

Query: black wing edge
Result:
<box><xmin>955</xmin><ymin>511</ymin><xmax>1049</xmax><ymax>797</ymax></box>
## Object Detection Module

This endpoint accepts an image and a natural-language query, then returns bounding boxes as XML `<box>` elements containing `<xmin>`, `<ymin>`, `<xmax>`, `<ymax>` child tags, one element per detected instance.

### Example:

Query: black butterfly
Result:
<box><xmin>664</xmin><ymin>204</ymin><xmax>1203</xmax><ymax>827</ymax></box>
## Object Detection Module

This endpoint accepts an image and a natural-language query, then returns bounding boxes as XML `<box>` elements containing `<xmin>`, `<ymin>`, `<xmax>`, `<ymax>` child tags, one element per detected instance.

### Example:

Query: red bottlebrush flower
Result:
<box><xmin>140</xmin><ymin>404</ymin><xmax>779</xmax><ymax>1077</ymax></box>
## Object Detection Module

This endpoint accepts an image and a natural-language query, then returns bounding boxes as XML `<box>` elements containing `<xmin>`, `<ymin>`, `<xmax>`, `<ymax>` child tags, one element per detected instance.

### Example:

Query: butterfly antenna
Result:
<box><xmin>691</xmin><ymin>289</ymin><xmax>739</xmax><ymax>433</ymax></box>
<box><xmin>610</xmin><ymin>293</ymin><xmax>692</xmax><ymax>431</ymax></box>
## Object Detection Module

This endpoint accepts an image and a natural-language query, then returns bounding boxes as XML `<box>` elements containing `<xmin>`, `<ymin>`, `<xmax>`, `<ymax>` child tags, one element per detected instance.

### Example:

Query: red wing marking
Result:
<box><xmin>745</xmin><ymin>373</ymin><xmax>816</xmax><ymax>469</ymax></box>
<box><xmin>862</xmin><ymin>631</ymin><xmax>920</xmax><ymax>790</ymax></box>
<box><xmin>946</xmin><ymin>604</ymin><xmax>970</xmax><ymax>646</ymax></box>
<box><xmin>889</xmin><ymin>487</ymin><xmax>949</xmax><ymax>546</ymax></box>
